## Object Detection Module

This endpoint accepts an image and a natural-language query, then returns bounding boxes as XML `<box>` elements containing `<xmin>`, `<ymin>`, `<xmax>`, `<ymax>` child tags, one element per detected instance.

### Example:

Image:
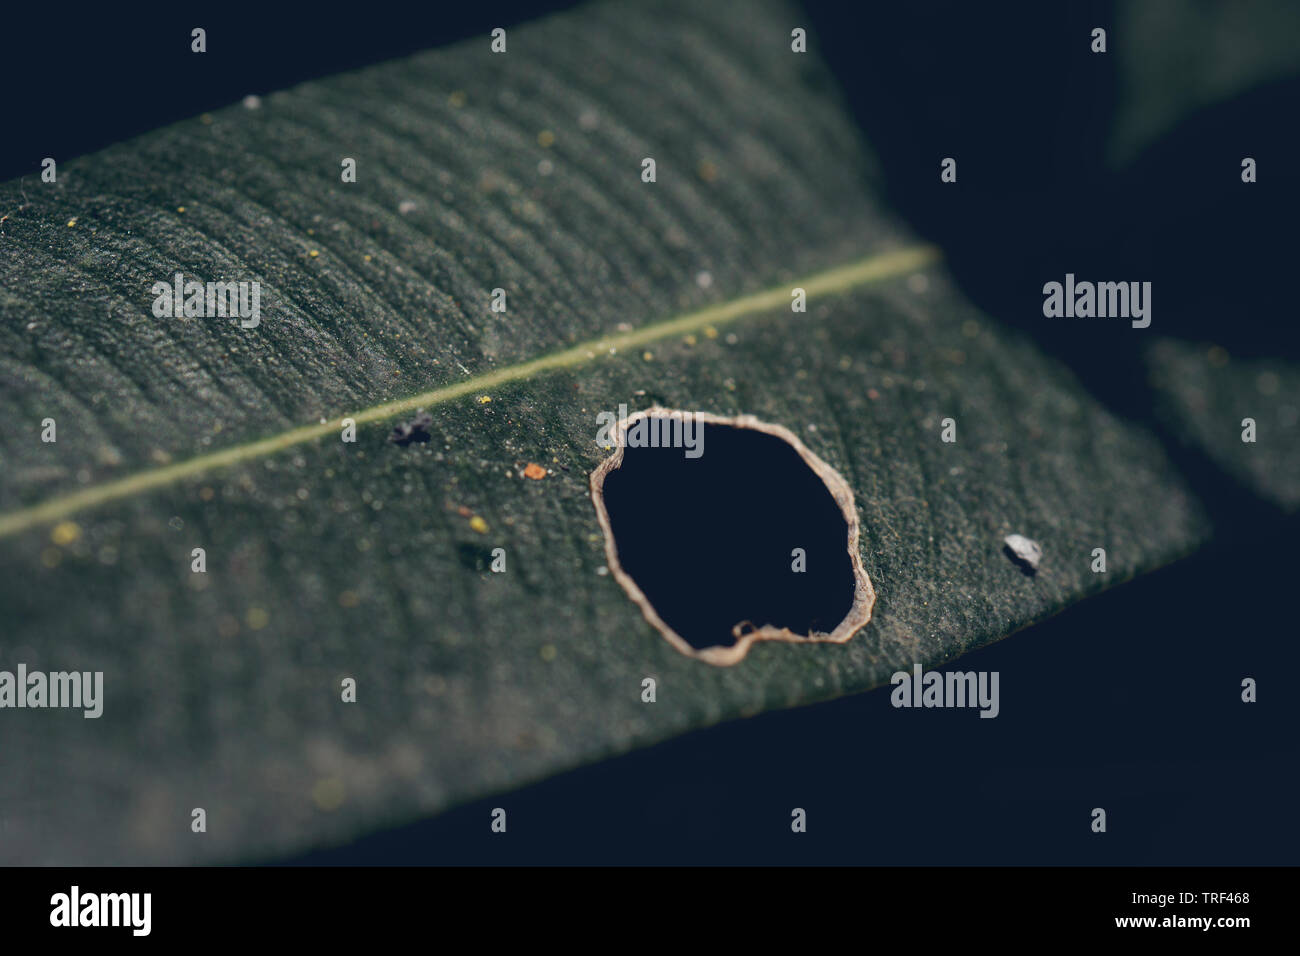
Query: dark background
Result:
<box><xmin>3</xmin><ymin>1</ymin><xmax>1295</xmax><ymax>863</ymax></box>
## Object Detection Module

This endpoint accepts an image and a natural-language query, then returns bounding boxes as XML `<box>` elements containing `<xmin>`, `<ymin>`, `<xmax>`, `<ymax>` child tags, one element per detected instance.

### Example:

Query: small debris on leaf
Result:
<box><xmin>389</xmin><ymin>411</ymin><xmax>433</xmax><ymax>446</ymax></box>
<box><xmin>1003</xmin><ymin>533</ymin><xmax>1042</xmax><ymax>574</ymax></box>
<box><xmin>523</xmin><ymin>463</ymin><xmax>546</xmax><ymax>480</ymax></box>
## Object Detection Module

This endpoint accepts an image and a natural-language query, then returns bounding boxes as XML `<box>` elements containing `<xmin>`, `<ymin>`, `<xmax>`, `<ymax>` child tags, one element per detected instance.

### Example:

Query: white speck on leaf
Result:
<box><xmin>1003</xmin><ymin>533</ymin><xmax>1042</xmax><ymax>572</ymax></box>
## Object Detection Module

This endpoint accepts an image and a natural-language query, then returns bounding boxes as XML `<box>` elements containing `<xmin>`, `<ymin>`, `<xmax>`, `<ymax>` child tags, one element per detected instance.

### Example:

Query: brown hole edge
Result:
<box><xmin>589</xmin><ymin>406</ymin><xmax>876</xmax><ymax>666</ymax></box>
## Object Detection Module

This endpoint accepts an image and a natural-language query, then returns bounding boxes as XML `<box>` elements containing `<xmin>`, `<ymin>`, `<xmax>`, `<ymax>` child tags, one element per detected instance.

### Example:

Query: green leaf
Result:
<box><xmin>1146</xmin><ymin>340</ymin><xmax>1299</xmax><ymax>511</ymax></box>
<box><xmin>1108</xmin><ymin>0</ymin><xmax>1300</xmax><ymax>166</ymax></box>
<box><xmin>0</xmin><ymin>0</ymin><xmax>1207</xmax><ymax>863</ymax></box>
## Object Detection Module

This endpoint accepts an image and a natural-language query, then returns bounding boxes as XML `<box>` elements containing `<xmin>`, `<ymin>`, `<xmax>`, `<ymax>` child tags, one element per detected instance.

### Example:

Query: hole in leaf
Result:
<box><xmin>591</xmin><ymin>408</ymin><xmax>874</xmax><ymax>665</ymax></box>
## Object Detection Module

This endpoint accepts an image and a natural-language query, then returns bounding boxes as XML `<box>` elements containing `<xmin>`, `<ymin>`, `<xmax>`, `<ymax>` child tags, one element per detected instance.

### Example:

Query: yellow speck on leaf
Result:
<box><xmin>246</xmin><ymin>607</ymin><xmax>269</xmax><ymax>630</ymax></box>
<box><xmin>684</xmin><ymin>334</ymin><xmax>697</xmax><ymax>346</ymax></box>
<box><xmin>448</xmin><ymin>90</ymin><xmax>467</xmax><ymax>108</ymax></box>
<box><xmin>537</xmin><ymin>130</ymin><xmax>555</xmax><ymax>148</ymax></box>
<box><xmin>704</xmin><ymin>326</ymin><xmax>719</xmax><ymax>339</ymax></box>
<box><xmin>311</xmin><ymin>778</ymin><xmax>345</xmax><ymax>811</ymax></box>
<box><xmin>176</xmin><ymin>206</ymin><xmax>186</xmax><ymax>214</ymax></box>
<box><xmin>51</xmin><ymin>521</ymin><xmax>81</xmax><ymax>546</ymax></box>
<box><xmin>66</xmin><ymin>218</ymin><xmax>77</xmax><ymax>228</ymax></box>
<box><xmin>469</xmin><ymin>515</ymin><xmax>489</xmax><ymax>534</ymax></box>
<box><xmin>642</xmin><ymin>351</ymin><xmax>654</xmax><ymax>361</ymax></box>
<box><xmin>540</xmin><ymin>644</ymin><xmax>557</xmax><ymax>662</ymax></box>
<box><xmin>363</xmin><ymin>253</ymin><xmax>372</xmax><ymax>262</ymax></box>
<box><xmin>478</xmin><ymin>395</ymin><xmax>492</xmax><ymax>404</ymax></box>
<box><xmin>309</xmin><ymin>250</ymin><xmax>320</xmax><ymax>258</ymax></box>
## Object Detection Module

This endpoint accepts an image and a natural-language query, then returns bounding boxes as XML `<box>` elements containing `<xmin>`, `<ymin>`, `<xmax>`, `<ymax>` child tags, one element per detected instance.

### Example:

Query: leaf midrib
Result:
<box><xmin>0</xmin><ymin>244</ymin><xmax>938</xmax><ymax>540</ymax></box>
